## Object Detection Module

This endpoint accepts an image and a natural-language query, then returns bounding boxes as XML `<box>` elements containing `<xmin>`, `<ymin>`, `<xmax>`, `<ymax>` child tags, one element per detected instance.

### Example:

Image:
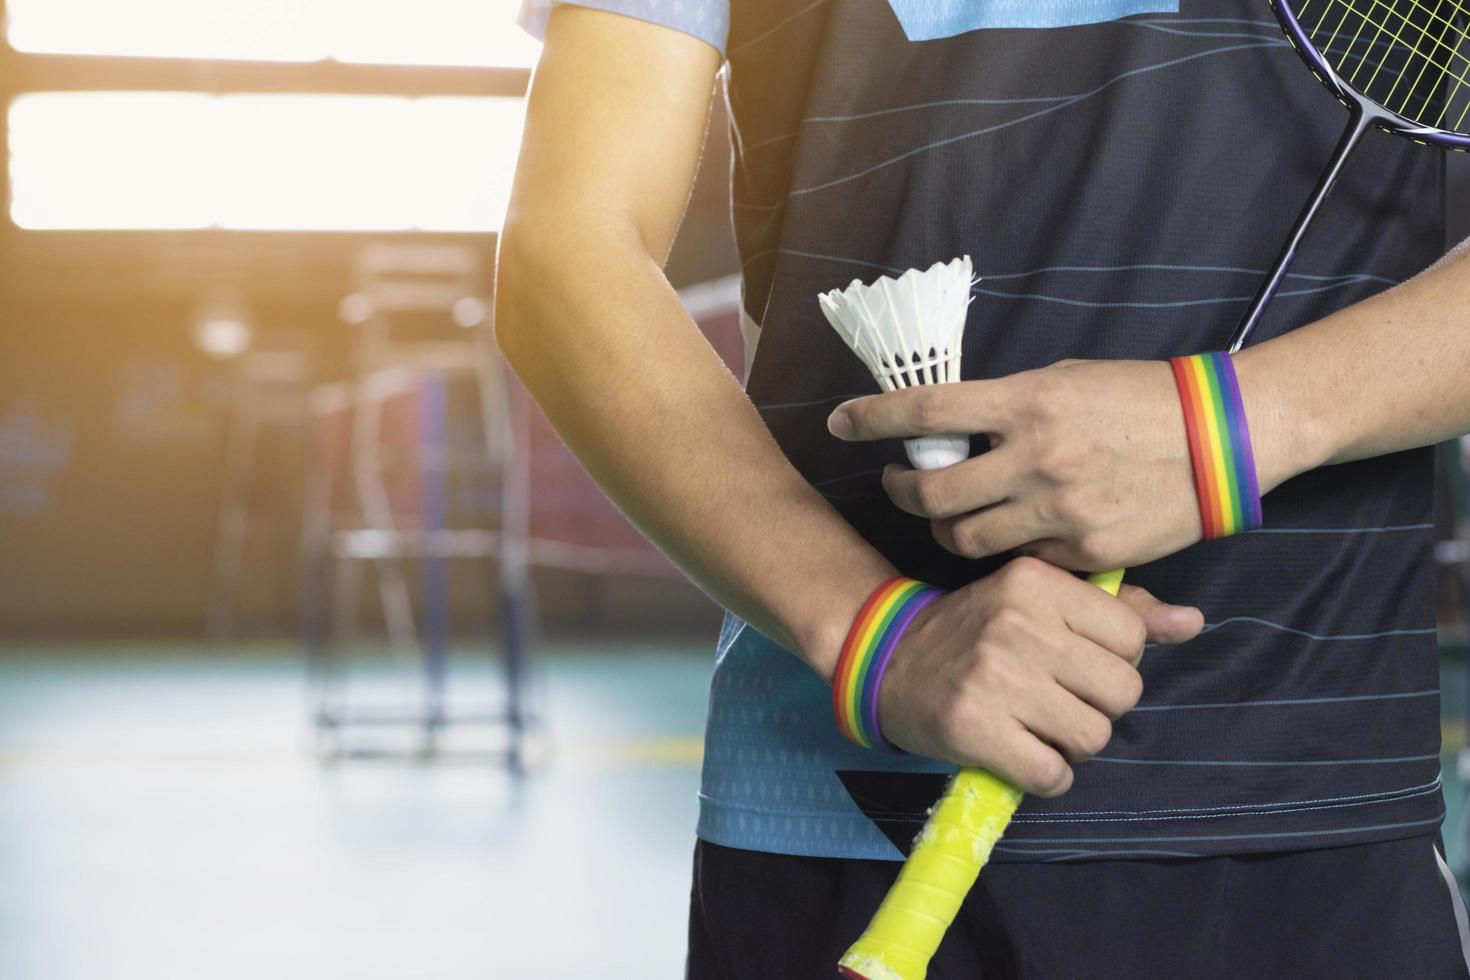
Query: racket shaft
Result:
<box><xmin>838</xmin><ymin>569</ymin><xmax>1124</xmax><ymax>980</ymax></box>
<box><xmin>1228</xmin><ymin>106</ymin><xmax>1369</xmax><ymax>352</ymax></box>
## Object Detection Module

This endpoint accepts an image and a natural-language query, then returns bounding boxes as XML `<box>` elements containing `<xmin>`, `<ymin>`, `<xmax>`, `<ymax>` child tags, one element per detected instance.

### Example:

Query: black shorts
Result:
<box><xmin>687</xmin><ymin>835</ymin><xmax>1470</xmax><ymax>979</ymax></box>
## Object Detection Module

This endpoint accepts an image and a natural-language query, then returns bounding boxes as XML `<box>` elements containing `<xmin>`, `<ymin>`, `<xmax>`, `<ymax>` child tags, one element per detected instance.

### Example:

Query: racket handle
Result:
<box><xmin>837</xmin><ymin>768</ymin><xmax>1020</xmax><ymax>980</ymax></box>
<box><xmin>837</xmin><ymin>569</ymin><xmax>1124</xmax><ymax>980</ymax></box>
<box><xmin>1086</xmin><ymin>567</ymin><xmax>1124</xmax><ymax>597</ymax></box>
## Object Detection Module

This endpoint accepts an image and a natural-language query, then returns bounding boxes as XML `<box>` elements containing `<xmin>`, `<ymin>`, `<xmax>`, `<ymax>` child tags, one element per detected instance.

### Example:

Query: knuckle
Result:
<box><xmin>1037</xmin><ymin>444</ymin><xmax>1083</xmax><ymax>484</ymax></box>
<box><xmin>1076</xmin><ymin>716</ymin><xmax>1113</xmax><ymax>758</ymax></box>
<box><xmin>949</xmin><ymin>521</ymin><xmax>987</xmax><ymax>559</ymax></box>
<box><xmin>1026</xmin><ymin>755</ymin><xmax>1073</xmax><ymax>798</ymax></box>
<box><xmin>984</xmin><ymin>606</ymin><xmax>1029</xmax><ymax>642</ymax></box>
<box><xmin>1005</xmin><ymin>554</ymin><xmax>1047</xmax><ymax>583</ymax></box>
<box><xmin>1000</xmin><ymin>555</ymin><xmax>1053</xmax><ymax>592</ymax></box>
<box><xmin>912</xmin><ymin>389</ymin><xmax>948</xmax><ymax>433</ymax></box>
<box><xmin>1118</xmin><ymin>669</ymin><xmax>1145</xmax><ymax>710</ymax></box>
<box><xmin>913</xmin><ymin>473</ymin><xmax>949</xmax><ymax>516</ymax></box>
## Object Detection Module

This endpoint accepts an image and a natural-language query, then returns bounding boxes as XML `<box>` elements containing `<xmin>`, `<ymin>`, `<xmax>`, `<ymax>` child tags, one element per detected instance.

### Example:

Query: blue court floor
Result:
<box><xmin>1</xmin><ymin>642</ymin><xmax>1467</xmax><ymax>980</ymax></box>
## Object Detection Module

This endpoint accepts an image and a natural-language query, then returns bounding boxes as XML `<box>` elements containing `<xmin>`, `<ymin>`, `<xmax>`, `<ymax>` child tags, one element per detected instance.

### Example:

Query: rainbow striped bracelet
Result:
<box><xmin>832</xmin><ymin>577</ymin><xmax>945</xmax><ymax>752</ymax></box>
<box><xmin>1169</xmin><ymin>352</ymin><xmax>1263</xmax><ymax>539</ymax></box>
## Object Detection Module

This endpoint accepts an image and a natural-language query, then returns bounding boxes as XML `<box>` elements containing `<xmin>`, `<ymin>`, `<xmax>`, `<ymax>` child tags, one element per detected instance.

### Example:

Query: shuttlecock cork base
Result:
<box><xmin>818</xmin><ymin>256</ymin><xmax>975</xmax><ymax>470</ymax></box>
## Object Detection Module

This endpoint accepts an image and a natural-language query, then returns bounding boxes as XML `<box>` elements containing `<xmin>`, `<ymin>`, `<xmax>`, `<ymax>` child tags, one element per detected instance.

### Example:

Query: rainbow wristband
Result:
<box><xmin>1169</xmin><ymin>352</ymin><xmax>1263</xmax><ymax>539</ymax></box>
<box><xmin>833</xmin><ymin>577</ymin><xmax>945</xmax><ymax>752</ymax></box>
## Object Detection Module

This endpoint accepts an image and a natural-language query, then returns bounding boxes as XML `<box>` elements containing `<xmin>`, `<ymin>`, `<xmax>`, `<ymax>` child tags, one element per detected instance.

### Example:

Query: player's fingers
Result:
<box><xmin>1051</xmin><ymin>637</ymin><xmax>1145</xmax><ymax>718</ymax></box>
<box><xmin>931</xmin><ymin>501</ymin><xmax>1050</xmax><ymax>560</ymax></box>
<box><xmin>827</xmin><ymin>382</ymin><xmax>1007</xmax><ymax>442</ymax></box>
<box><xmin>970</xmin><ymin>722</ymin><xmax>1074</xmax><ymax>798</ymax></box>
<box><xmin>1115</xmin><ymin>584</ymin><xmax>1204</xmax><ymax>645</ymax></box>
<box><xmin>882</xmin><ymin>452</ymin><xmax>1022</xmax><ymax>519</ymax></box>
<box><xmin>1015</xmin><ymin>684</ymin><xmax>1116</xmax><ymax>766</ymax></box>
<box><xmin>1056</xmin><ymin>578</ymin><xmax>1148</xmax><ymax>663</ymax></box>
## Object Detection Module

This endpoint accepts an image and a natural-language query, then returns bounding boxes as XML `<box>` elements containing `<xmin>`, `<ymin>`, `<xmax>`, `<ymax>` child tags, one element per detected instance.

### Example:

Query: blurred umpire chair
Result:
<box><xmin>207</xmin><ymin>340</ymin><xmax>313</xmax><ymax>641</ymax></box>
<box><xmin>302</xmin><ymin>244</ymin><xmax>535</xmax><ymax>766</ymax></box>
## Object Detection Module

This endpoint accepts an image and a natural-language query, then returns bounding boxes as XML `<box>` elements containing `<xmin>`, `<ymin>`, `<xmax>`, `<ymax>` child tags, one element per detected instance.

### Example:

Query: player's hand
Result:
<box><xmin>875</xmin><ymin>557</ymin><xmax>1203</xmax><ymax>796</ymax></box>
<box><xmin>827</xmin><ymin>359</ymin><xmax>1219</xmax><ymax>571</ymax></box>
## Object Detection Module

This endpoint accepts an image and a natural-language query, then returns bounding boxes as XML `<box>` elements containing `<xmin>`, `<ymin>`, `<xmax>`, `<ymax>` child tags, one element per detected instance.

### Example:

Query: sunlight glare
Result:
<box><xmin>4</xmin><ymin>0</ymin><xmax>539</xmax><ymax>67</ymax></box>
<box><xmin>9</xmin><ymin>92</ymin><xmax>527</xmax><ymax>232</ymax></box>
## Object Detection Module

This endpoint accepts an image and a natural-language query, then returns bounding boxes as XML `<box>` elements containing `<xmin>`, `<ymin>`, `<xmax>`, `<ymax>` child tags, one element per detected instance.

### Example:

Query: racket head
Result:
<box><xmin>1273</xmin><ymin>0</ymin><xmax>1470</xmax><ymax>149</ymax></box>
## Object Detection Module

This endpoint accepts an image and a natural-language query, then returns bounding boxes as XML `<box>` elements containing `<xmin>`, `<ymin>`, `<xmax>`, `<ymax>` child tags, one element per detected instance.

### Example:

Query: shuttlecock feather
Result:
<box><xmin>818</xmin><ymin>255</ymin><xmax>975</xmax><ymax>470</ymax></box>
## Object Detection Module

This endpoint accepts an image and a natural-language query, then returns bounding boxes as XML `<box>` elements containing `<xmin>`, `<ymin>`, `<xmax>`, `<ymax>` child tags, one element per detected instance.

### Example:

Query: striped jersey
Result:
<box><xmin>520</xmin><ymin>0</ymin><xmax>1448</xmax><ymax>861</ymax></box>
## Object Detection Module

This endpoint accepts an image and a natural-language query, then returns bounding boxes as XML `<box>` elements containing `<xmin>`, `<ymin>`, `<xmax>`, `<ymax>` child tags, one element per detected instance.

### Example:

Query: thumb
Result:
<box><xmin>1116</xmin><ymin>584</ymin><xmax>1204</xmax><ymax>645</ymax></box>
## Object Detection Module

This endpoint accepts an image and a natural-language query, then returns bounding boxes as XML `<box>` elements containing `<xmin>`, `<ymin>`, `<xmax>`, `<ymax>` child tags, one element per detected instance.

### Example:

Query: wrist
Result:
<box><xmin>830</xmin><ymin>577</ymin><xmax>944</xmax><ymax>752</ymax></box>
<box><xmin>790</xmin><ymin>561</ymin><xmax>898</xmax><ymax>684</ymax></box>
<box><xmin>1230</xmin><ymin>345</ymin><xmax>1333</xmax><ymax>492</ymax></box>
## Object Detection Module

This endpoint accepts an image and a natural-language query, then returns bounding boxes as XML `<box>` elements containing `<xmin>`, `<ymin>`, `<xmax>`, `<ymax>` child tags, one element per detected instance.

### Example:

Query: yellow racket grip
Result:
<box><xmin>837</xmin><ymin>768</ymin><xmax>1020</xmax><ymax>980</ymax></box>
<box><xmin>1087</xmin><ymin>568</ymin><xmax>1124</xmax><ymax>598</ymax></box>
<box><xmin>837</xmin><ymin>569</ymin><xmax>1123</xmax><ymax>980</ymax></box>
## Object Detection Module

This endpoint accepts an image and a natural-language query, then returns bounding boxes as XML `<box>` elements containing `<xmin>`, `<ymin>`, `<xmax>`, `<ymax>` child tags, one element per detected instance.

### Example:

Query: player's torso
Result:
<box><xmin>698</xmin><ymin>0</ymin><xmax>1447</xmax><ymax>861</ymax></box>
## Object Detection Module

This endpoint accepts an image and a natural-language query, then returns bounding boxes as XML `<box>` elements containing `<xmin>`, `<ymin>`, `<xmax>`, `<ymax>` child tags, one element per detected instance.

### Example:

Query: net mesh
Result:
<box><xmin>1293</xmin><ymin>0</ymin><xmax>1470</xmax><ymax>132</ymax></box>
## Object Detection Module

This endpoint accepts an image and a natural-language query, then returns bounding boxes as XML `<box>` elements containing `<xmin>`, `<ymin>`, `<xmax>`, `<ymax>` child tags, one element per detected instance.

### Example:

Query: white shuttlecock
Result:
<box><xmin>818</xmin><ymin>255</ymin><xmax>975</xmax><ymax>470</ymax></box>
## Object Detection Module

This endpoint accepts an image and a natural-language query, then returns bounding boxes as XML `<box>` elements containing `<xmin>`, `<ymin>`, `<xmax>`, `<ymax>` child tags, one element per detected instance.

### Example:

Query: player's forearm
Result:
<box><xmin>494</xmin><ymin>226</ymin><xmax>895</xmax><ymax>680</ymax></box>
<box><xmin>1235</xmin><ymin>238</ymin><xmax>1470</xmax><ymax>486</ymax></box>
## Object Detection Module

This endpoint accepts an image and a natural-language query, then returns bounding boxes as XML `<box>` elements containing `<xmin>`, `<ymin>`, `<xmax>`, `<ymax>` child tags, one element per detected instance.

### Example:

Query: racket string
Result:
<box><xmin>1309</xmin><ymin>0</ymin><xmax>1469</xmax><ymax>126</ymax></box>
<box><xmin>1342</xmin><ymin>0</ymin><xmax>1399</xmax><ymax>87</ymax></box>
<box><xmin>1325</xmin><ymin>0</ymin><xmax>1458</xmax><ymax>82</ymax></box>
<box><xmin>1384</xmin><ymin>0</ymin><xmax>1465</xmax><ymax>116</ymax></box>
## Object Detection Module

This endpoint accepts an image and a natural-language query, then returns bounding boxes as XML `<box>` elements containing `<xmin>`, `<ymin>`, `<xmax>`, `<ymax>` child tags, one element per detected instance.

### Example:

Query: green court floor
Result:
<box><xmin>0</xmin><ymin>643</ymin><xmax>1466</xmax><ymax>979</ymax></box>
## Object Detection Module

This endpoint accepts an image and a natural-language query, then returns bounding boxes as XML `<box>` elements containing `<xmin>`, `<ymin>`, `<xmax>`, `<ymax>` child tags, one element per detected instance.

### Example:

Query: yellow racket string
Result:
<box><xmin>837</xmin><ymin>568</ymin><xmax>1124</xmax><ymax>980</ymax></box>
<box><xmin>1304</xmin><ymin>0</ymin><xmax>1470</xmax><ymax>126</ymax></box>
<box><xmin>1321</xmin><ymin>0</ymin><xmax>1463</xmax><ymax>88</ymax></box>
<box><xmin>1381</xmin><ymin>0</ymin><xmax>1464</xmax><ymax>115</ymax></box>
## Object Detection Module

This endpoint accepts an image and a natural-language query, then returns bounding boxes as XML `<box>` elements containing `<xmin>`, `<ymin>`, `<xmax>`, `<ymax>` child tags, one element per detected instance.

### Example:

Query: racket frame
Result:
<box><xmin>1274</xmin><ymin>0</ymin><xmax>1470</xmax><ymax>151</ymax></box>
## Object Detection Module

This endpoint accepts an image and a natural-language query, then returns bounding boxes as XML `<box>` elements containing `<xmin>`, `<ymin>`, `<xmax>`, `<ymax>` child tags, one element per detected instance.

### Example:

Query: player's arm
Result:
<box><xmin>495</xmin><ymin>8</ymin><xmax>1199</xmax><ymax>794</ymax></box>
<box><xmin>827</xmin><ymin>243</ymin><xmax>1470</xmax><ymax>571</ymax></box>
<box><xmin>1233</xmin><ymin>238</ymin><xmax>1470</xmax><ymax>471</ymax></box>
<box><xmin>496</xmin><ymin>7</ymin><xmax>891</xmax><ymax>677</ymax></box>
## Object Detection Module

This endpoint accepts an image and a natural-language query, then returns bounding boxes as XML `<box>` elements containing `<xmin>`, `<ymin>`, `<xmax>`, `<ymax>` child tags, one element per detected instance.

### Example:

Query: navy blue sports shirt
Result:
<box><xmin>520</xmin><ymin>0</ymin><xmax>1449</xmax><ymax>861</ymax></box>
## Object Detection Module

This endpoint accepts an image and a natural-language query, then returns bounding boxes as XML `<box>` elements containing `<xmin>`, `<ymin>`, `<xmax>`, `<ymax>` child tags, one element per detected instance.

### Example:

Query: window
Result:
<box><xmin>9</xmin><ymin>93</ymin><xmax>527</xmax><ymax>231</ymax></box>
<box><xmin>4</xmin><ymin>0</ymin><xmax>539</xmax><ymax>68</ymax></box>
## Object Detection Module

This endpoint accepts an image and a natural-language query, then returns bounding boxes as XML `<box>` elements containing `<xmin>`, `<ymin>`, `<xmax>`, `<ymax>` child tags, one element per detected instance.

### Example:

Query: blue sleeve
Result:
<box><xmin>518</xmin><ymin>0</ymin><xmax>729</xmax><ymax>58</ymax></box>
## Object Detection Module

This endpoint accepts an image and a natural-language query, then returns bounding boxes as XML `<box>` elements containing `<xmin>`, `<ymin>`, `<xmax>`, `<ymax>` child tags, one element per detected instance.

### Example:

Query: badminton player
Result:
<box><xmin>497</xmin><ymin>1</ymin><xmax>1470</xmax><ymax>975</ymax></box>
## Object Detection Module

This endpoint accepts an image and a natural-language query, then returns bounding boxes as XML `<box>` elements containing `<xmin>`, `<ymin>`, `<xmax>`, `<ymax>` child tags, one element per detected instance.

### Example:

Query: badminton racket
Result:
<box><xmin>839</xmin><ymin>3</ymin><xmax>1469</xmax><ymax>976</ymax></box>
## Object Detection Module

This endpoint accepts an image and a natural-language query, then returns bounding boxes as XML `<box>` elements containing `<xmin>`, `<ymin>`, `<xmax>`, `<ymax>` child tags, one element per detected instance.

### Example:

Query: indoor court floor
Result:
<box><xmin>1</xmin><ymin>642</ymin><xmax>1466</xmax><ymax>980</ymax></box>
<box><xmin>0</xmin><ymin>644</ymin><xmax>710</xmax><ymax>980</ymax></box>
